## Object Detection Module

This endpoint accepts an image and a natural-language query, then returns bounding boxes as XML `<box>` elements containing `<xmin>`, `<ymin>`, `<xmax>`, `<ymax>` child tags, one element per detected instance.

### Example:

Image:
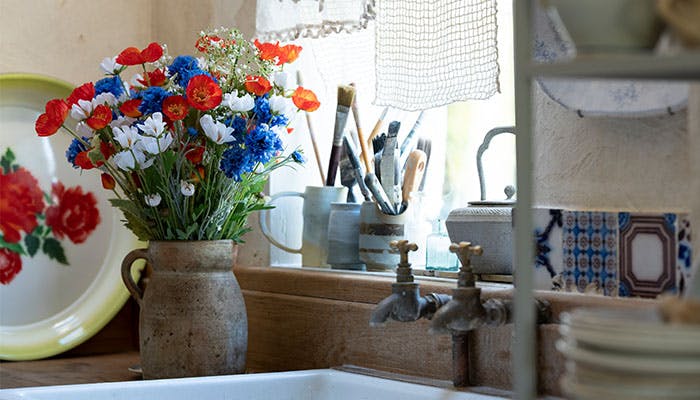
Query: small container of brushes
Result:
<box><xmin>358</xmin><ymin>201</ymin><xmax>409</xmax><ymax>271</ymax></box>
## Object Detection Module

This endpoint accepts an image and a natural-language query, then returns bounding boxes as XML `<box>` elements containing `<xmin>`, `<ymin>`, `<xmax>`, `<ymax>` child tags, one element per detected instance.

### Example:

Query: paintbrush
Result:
<box><xmin>364</xmin><ymin>173</ymin><xmax>395</xmax><ymax>215</ymax></box>
<box><xmin>296</xmin><ymin>71</ymin><xmax>325</xmax><ymax>185</ymax></box>
<box><xmin>348</xmin><ymin>83</ymin><xmax>374</xmax><ymax>174</ymax></box>
<box><xmin>367</xmin><ymin>106</ymin><xmax>389</xmax><ymax>148</ymax></box>
<box><xmin>416</xmin><ymin>137</ymin><xmax>432</xmax><ymax>191</ymax></box>
<box><xmin>326</xmin><ymin>85</ymin><xmax>356</xmax><ymax>186</ymax></box>
<box><xmin>343</xmin><ymin>136</ymin><xmax>371</xmax><ymax>202</ymax></box>
<box><xmin>381</xmin><ymin>121</ymin><xmax>402</xmax><ymax>213</ymax></box>
<box><xmin>400</xmin><ymin>149</ymin><xmax>427</xmax><ymax>214</ymax></box>
<box><xmin>399</xmin><ymin>111</ymin><xmax>425</xmax><ymax>169</ymax></box>
<box><xmin>339</xmin><ymin>143</ymin><xmax>357</xmax><ymax>202</ymax></box>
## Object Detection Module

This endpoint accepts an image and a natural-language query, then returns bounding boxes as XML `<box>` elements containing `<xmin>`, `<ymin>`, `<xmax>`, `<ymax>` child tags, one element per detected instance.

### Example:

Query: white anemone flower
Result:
<box><xmin>137</xmin><ymin>112</ymin><xmax>167</xmax><ymax>137</ymax></box>
<box><xmin>273</xmin><ymin>72</ymin><xmax>295</xmax><ymax>92</ymax></box>
<box><xmin>75</xmin><ymin>121</ymin><xmax>94</xmax><ymax>136</ymax></box>
<box><xmin>100</xmin><ymin>57</ymin><xmax>122</xmax><ymax>74</ymax></box>
<box><xmin>110</xmin><ymin>116</ymin><xmax>136</xmax><ymax>129</ymax></box>
<box><xmin>223</xmin><ymin>90</ymin><xmax>255</xmax><ymax>112</ymax></box>
<box><xmin>114</xmin><ymin>149</ymin><xmax>153</xmax><ymax>171</ymax></box>
<box><xmin>269</xmin><ymin>95</ymin><xmax>295</xmax><ymax>116</ymax></box>
<box><xmin>144</xmin><ymin>193</ymin><xmax>162</xmax><ymax>207</ymax></box>
<box><xmin>70</xmin><ymin>99</ymin><xmax>93</xmax><ymax>121</ymax></box>
<box><xmin>113</xmin><ymin>125</ymin><xmax>142</xmax><ymax>149</ymax></box>
<box><xmin>180</xmin><ymin>180</ymin><xmax>195</xmax><ymax>197</ymax></box>
<box><xmin>93</xmin><ymin>92</ymin><xmax>118</xmax><ymax>107</ymax></box>
<box><xmin>199</xmin><ymin>114</ymin><xmax>236</xmax><ymax>144</ymax></box>
<box><xmin>139</xmin><ymin>133</ymin><xmax>174</xmax><ymax>155</ymax></box>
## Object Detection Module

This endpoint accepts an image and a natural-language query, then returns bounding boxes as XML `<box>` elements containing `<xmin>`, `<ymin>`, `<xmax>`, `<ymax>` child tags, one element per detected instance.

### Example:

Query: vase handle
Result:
<box><xmin>121</xmin><ymin>248</ymin><xmax>148</xmax><ymax>306</ymax></box>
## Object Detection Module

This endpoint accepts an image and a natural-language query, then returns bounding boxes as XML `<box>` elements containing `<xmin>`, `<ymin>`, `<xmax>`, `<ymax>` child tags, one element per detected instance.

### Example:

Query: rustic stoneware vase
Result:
<box><xmin>121</xmin><ymin>240</ymin><xmax>247</xmax><ymax>379</ymax></box>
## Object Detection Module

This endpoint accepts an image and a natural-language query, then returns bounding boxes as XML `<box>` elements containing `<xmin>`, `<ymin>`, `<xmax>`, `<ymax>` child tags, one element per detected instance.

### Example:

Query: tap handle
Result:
<box><xmin>390</xmin><ymin>239</ymin><xmax>418</xmax><ymax>266</ymax></box>
<box><xmin>449</xmin><ymin>242</ymin><xmax>483</xmax><ymax>272</ymax></box>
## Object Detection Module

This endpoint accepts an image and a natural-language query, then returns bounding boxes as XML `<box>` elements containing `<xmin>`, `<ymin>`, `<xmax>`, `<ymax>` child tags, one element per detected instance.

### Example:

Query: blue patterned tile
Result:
<box><xmin>677</xmin><ymin>215</ymin><xmax>693</xmax><ymax>295</ymax></box>
<box><xmin>534</xmin><ymin>209</ymin><xmax>563</xmax><ymax>290</ymax></box>
<box><xmin>562</xmin><ymin>211</ymin><xmax>618</xmax><ymax>296</ymax></box>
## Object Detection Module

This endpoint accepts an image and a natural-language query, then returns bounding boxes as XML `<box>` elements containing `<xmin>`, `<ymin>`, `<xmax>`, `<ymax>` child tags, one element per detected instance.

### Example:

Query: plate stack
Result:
<box><xmin>558</xmin><ymin>308</ymin><xmax>700</xmax><ymax>400</ymax></box>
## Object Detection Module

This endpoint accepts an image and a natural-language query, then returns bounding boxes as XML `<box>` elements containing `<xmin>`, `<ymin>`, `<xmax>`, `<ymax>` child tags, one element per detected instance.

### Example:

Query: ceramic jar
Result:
<box><xmin>358</xmin><ymin>201</ymin><xmax>408</xmax><ymax>271</ymax></box>
<box><xmin>326</xmin><ymin>202</ymin><xmax>365</xmax><ymax>270</ymax></box>
<box><xmin>121</xmin><ymin>240</ymin><xmax>247</xmax><ymax>379</ymax></box>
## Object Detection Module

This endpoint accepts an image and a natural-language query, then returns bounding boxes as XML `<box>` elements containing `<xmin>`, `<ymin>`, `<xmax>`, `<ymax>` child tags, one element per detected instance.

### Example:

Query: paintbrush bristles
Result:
<box><xmin>337</xmin><ymin>85</ymin><xmax>356</xmax><ymax>108</ymax></box>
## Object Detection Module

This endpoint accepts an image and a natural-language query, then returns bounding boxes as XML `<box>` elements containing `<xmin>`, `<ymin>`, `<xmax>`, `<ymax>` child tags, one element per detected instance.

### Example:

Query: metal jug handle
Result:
<box><xmin>476</xmin><ymin>126</ymin><xmax>516</xmax><ymax>201</ymax></box>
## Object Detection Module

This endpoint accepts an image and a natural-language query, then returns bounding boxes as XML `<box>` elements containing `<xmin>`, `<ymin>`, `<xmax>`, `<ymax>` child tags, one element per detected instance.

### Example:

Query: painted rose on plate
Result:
<box><xmin>0</xmin><ymin>148</ymin><xmax>100</xmax><ymax>284</ymax></box>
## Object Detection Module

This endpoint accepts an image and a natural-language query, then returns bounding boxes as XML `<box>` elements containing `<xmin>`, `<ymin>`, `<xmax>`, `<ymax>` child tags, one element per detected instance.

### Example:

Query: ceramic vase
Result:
<box><xmin>121</xmin><ymin>240</ymin><xmax>247</xmax><ymax>379</ymax></box>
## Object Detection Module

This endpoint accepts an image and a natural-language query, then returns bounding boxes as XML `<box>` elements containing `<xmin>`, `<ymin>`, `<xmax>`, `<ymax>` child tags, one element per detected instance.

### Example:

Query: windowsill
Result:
<box><xmin>234</xmin><ymin>264</ymin><xmax>657</xmax><ymax>317</ymax></box>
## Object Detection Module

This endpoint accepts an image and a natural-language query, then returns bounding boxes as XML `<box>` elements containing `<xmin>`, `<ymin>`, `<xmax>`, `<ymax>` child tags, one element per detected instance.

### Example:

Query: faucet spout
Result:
<box><xmin>369</xmin><ymin>293</ymin><xmax>401</xmax><ymax>327</ymax></box>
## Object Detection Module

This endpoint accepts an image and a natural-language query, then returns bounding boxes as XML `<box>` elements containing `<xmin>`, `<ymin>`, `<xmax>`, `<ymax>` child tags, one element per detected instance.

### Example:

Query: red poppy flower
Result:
<box><xmin>0</xmin><ymin>167</ymin><xmax>45</xmax><ymax>244</ymax></box>
<box><xmin>253</xmin><ymin>39</ymin><xmax>281</xmax><ymax>62</ymax></box>
<box><xmin>278</xmin><ymin>44</ymin><xmax>302</xmax><ymax>64</ymax></box>
<box><xmin>86</xmin><ymin>104</ymin><xmax>112</xmax><ymax>130</ymax></box>
<box><xmin>116</xmin><ymin>42</ymin><xmax>163</xmax><ymax>66</ymax></box>
<box><xmin>100</xmin><ymin>173</ymin><xmax>116</xmax><ymax>190</ymax></box>
<box><xmin>162</xmin><ymin>95</ymin><xmax>189</xmax><ymax>120</ymax></box>
<box><xmin>0</xmin><ymin>248</ymin><xmax>22</xmax><ymax>285</ymax></box>
<box><xmin>292</xmin><ymin>87</ymin><xmax>320</xmax><ymax>112</ymax></box>
<box><xmin>67</xmin><ymin>83</ymin><xmax>95</xmax><ymax>106</ymax></box>
<box><xmin>196</xmin><ymin>35</ymin><xmax>233</xmax><ymax>52</ymax></box>
<box><xmin>185</xmin><ymin>145</ymin><xmax>205</xmax><ymax>164</ymax></box>
<box><xmin>35</xmin><ymin>98</ymin><xmax>69</xmax><ymax>137</ymax></box>
<box><xmin>119</xmin><ymin>99</ymin><xmax>142</xmax><ymax>117</ymax></box>
<box><xmin>191</xmin><ymin>165</ymin><xmax>206</xmax><ymax>183</ymax></box>
<box><xmin>244</xmin><ymin>75</ymin><xmax>272</xmax><ymax>96</ymax></box>
<box><xmin>185</xmin><ymin>75</ymin><xmax>222</xmax><ymax>111</ymax></box>
<box><xmin>131</xmin><ymin>172</ymin><xmax>142</xmax><ymax>189</ymax></box>
<box><xmin>45</xmin><ymin>182</ymin><xmax>100</xmax><ymax>245</ymax></box>
<box><xmin>74</xmin><ymin>151</ymin><xmax>95</xmax><ymax>170</ymax></box>
<box><xmin>138</xmin><ymin>69</ymin><xmax>167</xmax><ymax>87</ymax></box>
<box><xmin>100</xmin><ymin>141</ymin><xmax>115</xmax><ymax>160</ymax></box>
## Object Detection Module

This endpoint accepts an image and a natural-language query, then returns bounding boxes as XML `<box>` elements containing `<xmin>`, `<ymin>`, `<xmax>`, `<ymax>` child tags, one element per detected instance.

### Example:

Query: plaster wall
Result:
<box><xmin>0</xmin><ymin>0</ymin><xmax>269</xmax><ymax>266</ymax></box>
<box><xmin>533</xmin><ymin>84</ymin><xmax>700</xmax><ymax>256</ymax></box>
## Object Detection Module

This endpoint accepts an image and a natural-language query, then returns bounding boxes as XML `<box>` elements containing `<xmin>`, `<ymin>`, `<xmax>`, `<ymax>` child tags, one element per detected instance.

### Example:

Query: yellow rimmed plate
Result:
<box><xmin>0</xmin><ymin>73</ymin><xmax>143</xmax><ymax>360</ymax></box>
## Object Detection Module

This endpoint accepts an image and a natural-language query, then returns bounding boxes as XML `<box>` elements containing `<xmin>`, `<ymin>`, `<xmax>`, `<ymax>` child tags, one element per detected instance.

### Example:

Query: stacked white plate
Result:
<box><xmin>557</xmin><ymin>308</ymin><xmax>700</xmax><ymax>400</ymax></box>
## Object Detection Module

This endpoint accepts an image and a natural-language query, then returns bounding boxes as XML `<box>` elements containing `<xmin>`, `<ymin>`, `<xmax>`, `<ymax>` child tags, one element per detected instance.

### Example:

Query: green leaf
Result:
<box><xmin>24</xmin><ymin>234</ymin><xmax>40</xmax><ymax>257</ymax></box>
<box><xmin>1</xmin><ymin>148</ymin><xmax>16</xmax><ymax>173</ymax></box>
<box><xmin>0</xmin><ymin>235</ymin><xmax>26</xmax><ymax>255</ymax></box>
<box><xmin>42</xmin><ymin>238</ymin><xmax>68</xmax><ymax>265</ymax></box>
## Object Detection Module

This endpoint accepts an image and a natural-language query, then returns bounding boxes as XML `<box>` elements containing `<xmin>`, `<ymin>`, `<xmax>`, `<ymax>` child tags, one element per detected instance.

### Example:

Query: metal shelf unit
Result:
<box><xmin>511</xmin><ymin>2</ymin><xmax>700</xmax><ymax>399</ymax></box>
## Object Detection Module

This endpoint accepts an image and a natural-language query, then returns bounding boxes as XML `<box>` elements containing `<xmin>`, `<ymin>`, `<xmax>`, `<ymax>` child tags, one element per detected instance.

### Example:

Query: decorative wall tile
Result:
<box><xmin>534</xmin><ymin>209</ymin><xmax>563</xmax><ymax>290</ymax></box>
<box><xmin>618</xmin><ymin>213</ymin><xmax>677</xmax><ymax>298</ymax></box>
<box><xmin>562</xmin><ymin>211</ymin><xmax>618</xmax><ymax>296</ymax></box>
<box><xmin>677</xmin><ymin>215</ymin><xmax>693</xmax><ymax>294</ymax></box>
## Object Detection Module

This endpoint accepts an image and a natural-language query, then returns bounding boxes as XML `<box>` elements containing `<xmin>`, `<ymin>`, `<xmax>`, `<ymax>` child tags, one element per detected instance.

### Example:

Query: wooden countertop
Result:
<box><xmin>0</xmin><ymin>351</ymin><xmax>141</xmax><ymax>389</ymax></box>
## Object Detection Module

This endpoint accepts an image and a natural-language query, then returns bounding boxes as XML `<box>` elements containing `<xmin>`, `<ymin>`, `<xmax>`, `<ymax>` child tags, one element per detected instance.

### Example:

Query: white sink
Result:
<box><xmin>0</xmin><ymin>369</ymin><xmax>505</xmax><ymax>400</ymax></box>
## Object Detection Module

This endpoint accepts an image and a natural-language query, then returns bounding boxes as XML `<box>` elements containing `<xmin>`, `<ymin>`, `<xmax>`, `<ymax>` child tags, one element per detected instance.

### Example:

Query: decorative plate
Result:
<box><xmin>0</xmin><ymin>74</ymin><xmax>142</xmax><ymax>360</ymax></box>
<box><xmin>533</xmin><ymin>5</ymin><xmax>689</xmax><ymax>118</ymax></box>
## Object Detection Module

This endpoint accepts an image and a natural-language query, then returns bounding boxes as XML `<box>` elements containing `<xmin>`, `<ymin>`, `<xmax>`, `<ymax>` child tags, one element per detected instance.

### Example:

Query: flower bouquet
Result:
<box><xmin>34</xmin><ymin>28</ymin><xmax>319</xmax><ymax>242</ymax></box>
<box><xmin>31</xmin><ymin>28</ymin><xmax>320</xmax><ymax>378</ymax></box>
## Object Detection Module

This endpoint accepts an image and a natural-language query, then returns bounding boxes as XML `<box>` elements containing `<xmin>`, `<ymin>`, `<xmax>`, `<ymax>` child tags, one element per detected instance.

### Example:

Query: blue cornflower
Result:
<box><xmin>220</xmin><ymin>144</ymin><xmax>255</xmax><ymax>181</ymax></box>
<box><xmin>168</xmin><ymin>55</ymin><xmax>208</xmax><ymax>87</ymax></box>
<box><xmin>66</xmin><ymin>137</ymin><xmax>90</xmax><ymax>168</ymax></box>
<box><xmin>270</xmin><ymin>114</ymin><xmax>288</xmax><ymax>127</ymax></box>
<box><xmin>244</xmin><ymin>124</ymin><xmax>283</xmax><ymax>165</ymax></box>
<box><xmin>94</xmin><ymin>76</ymin><xmax>125</xmax><ymax>98</ymax></box>
<box><xmin>253</xmin><ymin>96</ymin><xmax>271</xmax><ymax>123</ymax></box>
<box><xmin>137</xmin><ymin>86</ymin><xmax>170</xmax><ymax>115</ymax></box>
<box><xmin>291</xmin><ymin>150</ymin><xmax>305</xmax><ymax>164</ymax></box>
<box><xmin>231</xmin><ymin>115</ymin><xmax>247</xmax><ymax>141</ymax></box>
<box><xmin>187</xmin><ymin>127</ymin><xmax>198</xmax><ymax>136</ymax></box>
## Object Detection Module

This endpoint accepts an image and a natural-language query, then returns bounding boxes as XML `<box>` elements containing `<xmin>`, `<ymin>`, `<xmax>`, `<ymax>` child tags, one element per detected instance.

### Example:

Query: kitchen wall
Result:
<box><xmin>0</xmin><ymin>0</ymin><xmax>270</xmax><ymax>265</ymax></box>
<box><xmin>533</xmin><ymin>84</ymin><xmax>700</xmax><ymax>256</ymax></box>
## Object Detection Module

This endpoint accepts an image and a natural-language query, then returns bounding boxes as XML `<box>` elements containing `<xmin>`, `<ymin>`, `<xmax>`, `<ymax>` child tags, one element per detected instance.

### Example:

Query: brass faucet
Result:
<box><xmin>369</xmin><ymin>240</ymin><xmax>450</xmax><ymax>326</ymax></box>
<box><xmin>369</xmin><ymin>240</ymin><xmax>551</xmax><ymax>387</ymax></box>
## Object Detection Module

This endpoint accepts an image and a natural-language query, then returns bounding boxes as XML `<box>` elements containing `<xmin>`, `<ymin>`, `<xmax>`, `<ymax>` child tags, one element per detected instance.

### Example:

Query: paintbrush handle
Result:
<box><xmin>366</xmin><ymin>106</ymin><xmax>389</xmax><ymax>148</ymax></box>
<box><xmin>349</xmin><ymin>86</ymin><xmax>373</xmax><ymax>174</ymax></box>
<box><xmin>402</xmin><ymin>150</ymin><xmax>427</xmax><ymax>203</ymax></box>
<box><xmin>364</xmin><ymin>173</ymin><xmax>395</xmax><ymax>215</ymax></box>
<box><xmin>326</xmin><ymin>145</ymin><xmax>343</xmax><ymax>186</ymax></box>
<box><xmin>297</xmin><ymin>71</ymin><xmax>325</xmax><ymax>185</ymax></box>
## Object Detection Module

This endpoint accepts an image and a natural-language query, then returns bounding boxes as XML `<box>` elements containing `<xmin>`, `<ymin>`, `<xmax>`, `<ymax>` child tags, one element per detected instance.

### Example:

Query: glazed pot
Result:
<box><xmin>121</xmin><ymin>240</ymin><xmax>247</xmax><ymax>379</ymax></box>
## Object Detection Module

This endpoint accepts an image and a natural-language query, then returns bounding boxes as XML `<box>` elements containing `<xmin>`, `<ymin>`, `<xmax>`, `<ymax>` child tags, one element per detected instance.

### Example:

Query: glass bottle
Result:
<box><xmin>425</xmin><ymin>220</ymin><xmax>458</xmax><ymax>271</ymax></box>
